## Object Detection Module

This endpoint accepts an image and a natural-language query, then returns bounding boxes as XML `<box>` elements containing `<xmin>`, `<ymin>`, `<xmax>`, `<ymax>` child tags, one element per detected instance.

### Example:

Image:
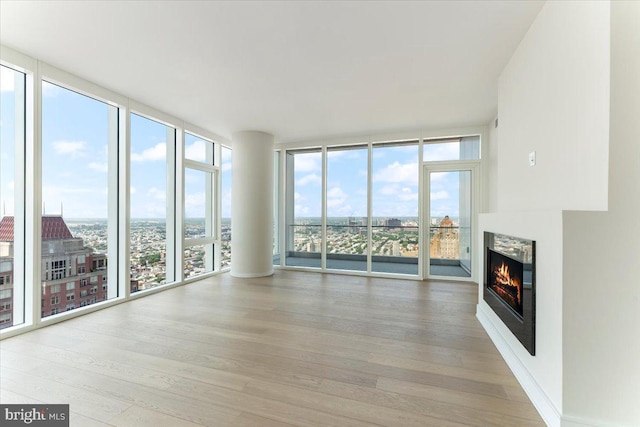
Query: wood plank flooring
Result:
<box><xmin>0</xmin><ymin>270</ymin><xmax>545</xmax><ymax>426</ymax></box>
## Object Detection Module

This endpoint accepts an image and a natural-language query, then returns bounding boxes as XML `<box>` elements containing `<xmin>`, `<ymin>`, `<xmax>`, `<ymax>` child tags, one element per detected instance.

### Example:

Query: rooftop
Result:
<box><xmin>0</xmin><ymin>216</ymin><xmax>74</xmax><ymax>241</ymax></box>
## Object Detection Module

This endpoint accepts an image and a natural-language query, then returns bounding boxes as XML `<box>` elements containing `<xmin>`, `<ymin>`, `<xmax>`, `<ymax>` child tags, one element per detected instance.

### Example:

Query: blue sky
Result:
<box><xmin>1</xmin><ymin>65</ymin><xmax>22</xmax><ymax>218</ymax></box>
<box><xmin>293</xmin><ymin>144</ymin><xmax>463</xmax><ymax>220</ymax></box>
<box><xmin>0</xmin><ymin>74</ymin><xmax>232</xmax><ymax>220</ymax></box>
<box><xmin>2</xmin><ymin>64</ymin><xmax>461</xmax><ymax>223</ymax></box>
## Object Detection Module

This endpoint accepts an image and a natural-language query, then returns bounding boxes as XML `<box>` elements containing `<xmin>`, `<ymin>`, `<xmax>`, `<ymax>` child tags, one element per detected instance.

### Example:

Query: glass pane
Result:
<box><xmin>130</xmin><ymin>113</ymin><xmax>172</xmax><ymax>292</ymax></box>
<box><xmin>326</xmin><ymin>147</ymin><xmax>368</xmax><ymax>271</ymax></box>
<box><xmin>221</xmin><ymin>146</ymin><xmax>232</xmax><ymax>269</ymax></box>
<box><xmin>371</xmin><ymin>143</ymin><xmax>419</xmax><ymax>275</ymax></box>
<box><xmin>428</xmin><ymin>170</ymin><xmax>472</xmax><ymax>278</ymax></box>
<box><xmin>185</xmin><ymin>132</ymin><xmax>213</xmax><ymax>164</ymax></box>
<box><xmin>273</xmin><ymin>151</ymin><xmax>280</xmax><ymax>266</ymax></box>
<box><xmin>423</xmin><ymin>136</ymin><xmax>480</xmax><ymax>162</ymax></box>
<box><xmin>285</xmin><ymin>150</ymin><xmax>322</xmax><ymax>268</ymax></box>
<box><xmin>41</xmin><ymin>81</ymin><xmax>116</xmax><ymax>318</ymax></box>
<box><xmin>184</xmin><ymin>244</ymin><xmax>213</xmax><ymax>278</ymax></box>
<box><xmin>184</xmin><ymin>168</ymin><xmax>210</xmax><ymax>239</ymax></box>
<box><xmin>0</xmin><ymin>65</ymin><xmax>25</xmax><ymax>329</ymax></box>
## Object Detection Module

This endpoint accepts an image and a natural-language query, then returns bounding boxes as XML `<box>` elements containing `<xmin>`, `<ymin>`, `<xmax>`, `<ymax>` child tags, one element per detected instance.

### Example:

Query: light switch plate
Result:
<box><xmin>529</xmin><ymin>151</ymin><xmax>536</xmax><ymax>167</ymax></box>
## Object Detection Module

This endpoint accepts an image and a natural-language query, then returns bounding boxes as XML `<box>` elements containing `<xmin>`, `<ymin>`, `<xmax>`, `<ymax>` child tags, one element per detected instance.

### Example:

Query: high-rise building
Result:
<box><xmin>385</xmin><ymin>218</ymin><xmax>402</xmax><ymax>228</ymax></box>
<box><xmin>429</xmin><ymin>215</ymin><xmax>460</xmax><ymax>259</ymax></box>
<box><xmin>0</xmin><ymin>216</ymin><xmax>136</xmax><ymax>329</ymax></box>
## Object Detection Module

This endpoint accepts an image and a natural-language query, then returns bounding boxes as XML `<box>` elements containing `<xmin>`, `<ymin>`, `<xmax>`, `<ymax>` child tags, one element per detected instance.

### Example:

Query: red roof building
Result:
<box><xmin>0</xmin><ymin>216</ymin><xmax>74</xmax><ymax>242</ymax></box>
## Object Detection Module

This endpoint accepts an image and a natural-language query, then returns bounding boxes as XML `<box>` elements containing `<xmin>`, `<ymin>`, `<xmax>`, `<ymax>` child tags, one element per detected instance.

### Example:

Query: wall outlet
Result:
<box><xmin>529</xmin><ymin>151</ymin><xmax>536</xmax><ymax>167</ymax></box>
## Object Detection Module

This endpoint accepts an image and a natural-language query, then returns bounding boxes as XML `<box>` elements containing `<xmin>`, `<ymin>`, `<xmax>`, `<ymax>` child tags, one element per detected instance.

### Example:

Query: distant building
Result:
<box><xmin>385</xmin><ymin>218</ymin><xmax>402</xmax><ymax>228</ymax></box>
<box><xmin>392</xmin><ymin>240</ymin><xmax>401</xmax><ymax>256</ymax></box>
<box><xmin>0</xmin><ymin>216</ymin><xmax>135</xmax><ymax>330</ymax></box>
<box><xmin>430</xmin><ymin>215</ymin><xmax>459</xmax><ymax>259</ymax></box>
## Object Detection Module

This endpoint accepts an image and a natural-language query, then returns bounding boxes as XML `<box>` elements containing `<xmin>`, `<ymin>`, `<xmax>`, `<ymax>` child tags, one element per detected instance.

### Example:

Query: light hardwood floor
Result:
<box><xmin>0</xmin><ymin>271</ymin><xmax>545</xmax><ymax>426</ymax></box>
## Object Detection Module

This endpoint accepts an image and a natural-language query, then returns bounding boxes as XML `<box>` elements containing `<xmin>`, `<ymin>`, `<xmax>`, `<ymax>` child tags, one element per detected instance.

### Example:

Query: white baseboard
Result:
<box><xmin>229</xmin><ymin>270</ymin><xmax>274</xmax><ymax>278</ymax></box>
<box><xmin>477</xmin><ymin>304</ymin><xmax>562</xmax><ymax>427</ymax></box>
<box><xmin>562</xmin><ymin>414</ymin><xmax>634</xmax><ymax>427</ymax></box>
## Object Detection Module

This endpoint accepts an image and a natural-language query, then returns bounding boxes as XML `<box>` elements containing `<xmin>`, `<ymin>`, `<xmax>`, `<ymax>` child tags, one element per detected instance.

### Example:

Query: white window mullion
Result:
<box><xmin>321</xmin><ymin>146</ymin><xmax>327</xmax><ymax>271</ymax></box>
<box><xmin>172</xmin><ymin>127</ymin><xmax>183</xmax><ymax>284</ymax></box>
<box><xmin>117</xmin><ymin>106</ymin><xmax>130</xmax><ymax>299</ymax></box>
<box><xmin>27</xmin><ymin>61</ymin><xmax>42</xmax><ymax>328</ymax></box>
<box><xmin>367</xmin><ymin>142</ymin><xmax>373</xmax><ymax>274</ymax></box>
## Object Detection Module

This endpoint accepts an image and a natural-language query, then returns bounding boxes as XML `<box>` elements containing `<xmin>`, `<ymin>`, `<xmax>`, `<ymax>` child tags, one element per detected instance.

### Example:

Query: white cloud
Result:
<box><xmin>294</xmin><ymin>154</ymin><xmax>320</xmax><ymax>172</ymax></box>
<box><xmin>87</xmin><ymin>162</ymin><xmax>108</xmax><ymax>173</ymax></box>
<box><xmin>423</xmin><ymin>142</ymin><xmax>460</xmax><ymax>162</ymax></box>
<box><xmin>8</xmin><ymin>181</ymin><xmax>14</xmax><ymax>190</ymax></box>
<box><xmin>185</xmin><ymin>191</ymin><xmax>205</xmax><ymax>215</ymax></box>
<box><xmin>295</xmin><ymin>204</ymin><xmax>310</xmax><ymax>215</ymax></box>
<box><xmin>222</xmin><ymin>163</ymin><xmax>232</xmax><ymax>172</ymax></box>
<box><xmin>185</xmin><ymin>140</ymin><xmax>207</xmax><ymax>162</ymax></box>
<box><xmin>147</xmin><ymin>187</ymin><xmax>166</xmax><ymax>201</ymax></box>
<box><xmin>398</xmin><ymin>192</ymin><xmax>418</xmax><ymax>202</ymax></box>
<box><xmin>326</xmin><ymin>187</ymin><xmax>347</xmax><ymax>209</ymax></box>
<box><xmin>327</xmin><ymin>187</ymin><xmax>346</xmax><ymax>198</ymax></box>
<box><xmin>130</xmin><ymin>186</ymin><xmax>137</xmax><ymax>194</ymax></box>
<box><xmin>0</xmin><ymin>66</ymin><xmax>16</xmax><ymax>92</ymax></box>
<box><xmin>373</xmin><ymin>161</ymin><xmax>418</xmax><ymax>185</ymax></box>
<box><xmin>296</xmin><ymin>173</ymin><xmax>321</xmax><ymax>186</ymax></box>
<box><xmin>294</xmin><ymin>192</ymin><xmax>303</xmax><ymax>201</ymax></box>
<box><xmin>430</xmin><ymin>190</ymin><xmax>449</xmax><ymax>200</ymax></box>
<box><xmin>379</xmin><ymin>184</ymin><xmax>399</xmax><ymax>196</ymax></box>
<box><xmin>53</xmin><ymin>140</ymin><xmax>87</xmax><ymax>157</ymax></box>
<box><xmin>131</xmin><ymin>142</ymin><xmax>166</xmax><ymax>162</ymax></box>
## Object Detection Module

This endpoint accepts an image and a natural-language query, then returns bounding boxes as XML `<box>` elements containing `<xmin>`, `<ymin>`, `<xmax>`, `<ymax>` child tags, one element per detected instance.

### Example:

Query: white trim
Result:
<box><xmin>39</xmin><ymin>62</ymin><xmax>128</xmax><ymax>107</ymax></box>
<box><xmin>129</xmin><ymin>100</ymin><xmax>180</xmax><ymax>129</ymax></box>
<box><xmin>0</xmin><ymin>45</ymin><xmax>37</xmax><ymax>71</ymax></box>
<box><xmin>277</xmin><ymin>126</ymin><xmax>484</xmax><ymax>150</ymax></box>
<box><xmin>183</xmin><ymin>122</ymin><xmax>231</xmax><ymax>147</ymax></box>
<box><xmin>561</xmin><ymin>414</ymin><xmax>634</xmax><ymax>427</ymax></box>
<box><xmin>423</xmin><ymin>161</ymin><xmax>480</xmax><ymax>281</ymax></box>
<box><xmin>477</xmin><ymin>303</ymin><xmax>561</xmax><ymax>427</ymax></box>
<box><xmin>321</xmin><ymin>146</ymin><xmax>327</xmax><ymax>270</ymax></box>
<box><xmin>230</xmin><ymin>270</ymin><xmax>274</xmax><ymax>278</ymax></box>
<box><xmin>118</xmin><ymin>106</ymin><xmax>131</xmax><ymax>299</ymax></box>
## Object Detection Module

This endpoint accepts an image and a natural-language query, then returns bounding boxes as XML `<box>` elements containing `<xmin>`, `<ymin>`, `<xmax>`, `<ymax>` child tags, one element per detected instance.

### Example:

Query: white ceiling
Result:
<box><xmin>0</xmin><ymin>1</ymin><xmax>543</xmax><ymax>144</ymax></box>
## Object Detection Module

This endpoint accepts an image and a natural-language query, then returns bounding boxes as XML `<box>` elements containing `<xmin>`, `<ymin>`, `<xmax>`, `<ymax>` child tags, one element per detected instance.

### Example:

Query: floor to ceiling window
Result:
<box><xmin>285</xmin><ymin>149</ymin><xmax>323</xmax><ymax>268</ymax></box>
<box><xmin>129</xmin><ymin>113</ymin><xmax>176</xmax><ymax>292</ymax></box>
<box><xmin>220</xmin><ymin>146</ymin><xmax>232</xmax><ymax>269</ymax></box>
<box><xmin>371</xmin><ymin>141</ymin><xmax>420</xmax><ymax>275</ymax></box>
<box><xmin>0</xmin><ymin>65</ymin><xmax>26</xmax><ymax>330</ymax></box>
<box><xmin>326</xmin><ymin>145</ymin><xmax>368</xmax><ymax>271</ymax></box>
<box><xmin>1</xmin><ymin>51</ymin><xmax>229</xmax><ymax>338</ymax></box>
<box><xmin>40</xmin><ymin>80</ymin><xmax>118</xmax><ymax>317</ymax></box>
<box><xmin>273</xmin><ymin>151</ymin><xmax>281</xmax><ymax>266</ymax></box>
<box><xmin>424</xmin><ymin>136</ymin><xmax>479</xmax><ymax>278</ymax></box>
<box><xmin>183</xmin><ymin>132</ymin><xmax>216</xmax><ymax>278</ymax></box>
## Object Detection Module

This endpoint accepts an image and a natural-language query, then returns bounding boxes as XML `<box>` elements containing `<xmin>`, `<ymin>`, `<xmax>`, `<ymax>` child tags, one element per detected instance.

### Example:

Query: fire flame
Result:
<box><xmin>494</xmin><ymin>261</ymin><xmax>521</xmax><ymax>302</ymax></box>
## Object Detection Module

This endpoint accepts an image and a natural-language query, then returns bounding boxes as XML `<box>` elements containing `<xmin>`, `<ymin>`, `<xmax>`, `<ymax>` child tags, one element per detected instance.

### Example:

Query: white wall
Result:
<box><xmin>561</xmin><ymin>1</ymin><xmax>640</xmax><ymax>425</ymax></box>
<box><xmin>497</xmin><ymin>1</ymin><xmax>609</xmax><ymax>213</ymax></box>
<box><xmin>479</xmin><ymin>1</ymin><xmax>620</xmax><ymax>426</ymax></box>
<box><xmin>485</xmin><ymin>119</ymin><xmax>498</xmax><ymax>213</ymax></box>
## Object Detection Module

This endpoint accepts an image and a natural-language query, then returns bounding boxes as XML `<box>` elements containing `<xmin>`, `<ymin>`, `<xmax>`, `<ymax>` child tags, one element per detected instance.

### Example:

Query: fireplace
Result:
<box><xmin>483</xmin><ymin>232</ymin><xmax>536</xmax><ymax>355</ymax></box>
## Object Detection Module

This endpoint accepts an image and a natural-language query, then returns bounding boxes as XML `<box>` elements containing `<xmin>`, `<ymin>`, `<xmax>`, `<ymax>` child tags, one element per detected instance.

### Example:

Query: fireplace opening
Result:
<box><xmin>487</xmin><ymin>249</ymin><xmax>524</xmax><ymax>319</ymax></box>
<box><xmin>483</xmin><ymin>232</ymin><xmax>535</xmax><ymax>355</ymax></box>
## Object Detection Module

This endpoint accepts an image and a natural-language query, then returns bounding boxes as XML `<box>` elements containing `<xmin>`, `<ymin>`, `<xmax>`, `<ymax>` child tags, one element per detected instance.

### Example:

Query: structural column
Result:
<box><xmin>230</xmin><ymin>131</ymin><xmax>274</xmax><ymax>277</ymax></box>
